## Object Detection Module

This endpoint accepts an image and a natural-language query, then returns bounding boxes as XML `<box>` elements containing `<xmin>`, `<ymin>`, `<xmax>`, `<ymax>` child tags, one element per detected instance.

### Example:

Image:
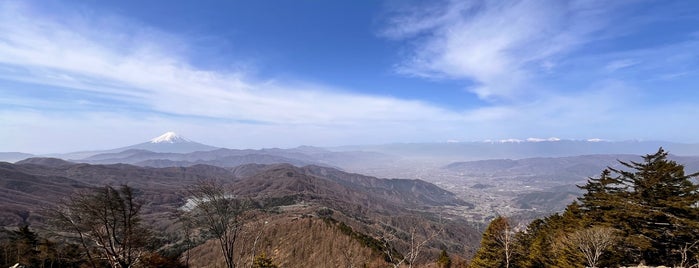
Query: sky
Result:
<box><xmin>1</xmin><ymin>0</ymin><xmax>699</xmax><ymax>153</ymax></box>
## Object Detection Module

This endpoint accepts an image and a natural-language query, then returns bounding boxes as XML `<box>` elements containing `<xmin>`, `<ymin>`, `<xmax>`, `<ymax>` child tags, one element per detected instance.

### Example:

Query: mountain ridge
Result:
<box><xmin>0</xmin><ymin>159</ymin><xmax>481</xmax><ymax>264</ymax></box>
<box><xmin>6</xmin><ymin>137</ymin><xmax>699</xmax><ymax>163</ymax></box>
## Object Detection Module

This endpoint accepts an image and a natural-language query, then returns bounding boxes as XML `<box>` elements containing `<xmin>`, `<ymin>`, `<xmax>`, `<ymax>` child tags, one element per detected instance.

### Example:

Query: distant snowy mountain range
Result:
<box><xmin>3</xmin><ymin>132</ymin><xmax>699</xmax><ymax>164</ymax></box>
<box><xmin>336</xmin><ymin>140</ymin><xmax>699</xmax><ymax>160</ymax></box>
<box><xmin>482</xmin><ymin>137</ymin><xmax>609</xmax><ymax>143</ymax></box>
<box><xmin>6</xmin><ymin>132</ymin><xmax>699</xmax><ymax>216</ymax></box>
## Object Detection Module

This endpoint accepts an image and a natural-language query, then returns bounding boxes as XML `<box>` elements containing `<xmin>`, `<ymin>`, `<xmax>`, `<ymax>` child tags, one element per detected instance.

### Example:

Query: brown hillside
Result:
<box><xmin>0</xmin><ymin>159</ymin><xmax>481</xmax><ymax>263</ymax></box>
<box><xmin>187</xmin><ymin>215</ymin><xmax>386</xmax><ymax>268</ymax></box>
<box><xmin>187</xmin><ymin>212</ymin><xmax>469</xmax><ymax>268</ymax></box>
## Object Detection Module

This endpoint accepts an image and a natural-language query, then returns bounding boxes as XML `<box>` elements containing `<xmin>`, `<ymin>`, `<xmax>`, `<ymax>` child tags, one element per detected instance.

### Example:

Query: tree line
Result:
<box><xmin>470</xmin><ymin>148</ymin><xmax>699</xmax><ymax>268</ymax></box>
<box><xmin>4</xmin><ymin>148</ymin><xmax>695</xmax><ymax>267</ymax></box>
<box><xmin>1</xmin><ymin>179</ymin><xmax>453</xmax><ymax>267</ymax></box>
<box><xmin>0</xmin><ymin>181</ymin><xmax>278</xmax><ymax>268</ymax></box>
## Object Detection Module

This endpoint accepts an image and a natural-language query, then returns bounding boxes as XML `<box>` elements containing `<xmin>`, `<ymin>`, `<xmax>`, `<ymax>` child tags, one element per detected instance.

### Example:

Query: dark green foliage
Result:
<box><xmin>469</xmin><ymin>216</ymin><xmax>511</xmax><ymax>268</ymax></box>
<box><xmin>509</xmin><ymin>148</ymin><xmax>699</xmax><ymax>267</ymax></box>
<box><xmin>581</xmin><ymin>148</ymin><xmax>699</xmax><ymax>265</ymax></box>
<box><xmin>512</xmin><ymin>213</ymin><xmax>581</xmax><ymax>268</ymax></box>
<box><xmin>315</xmin><ymin>207</ymin><xmax>334</xmax><ymax>218</ymax></box>
<box><xmin>0</xmin><ymin>226</ymin><xmax>95</xmax><ymax>268</ymax></box>
<box><xmin>321</xmin><ymin>217</ymin><xmax>399</xmax><ymax>262</ymax></box>
<box><xmin>258</xmin><ymin>194</ymin><xmax>303</xmax><ymax>209</ymax></box>
<box><xmin>11</xmin><ymin>225</ymin><xmax>38</xmax><ymax>266</ymax></box>
<box><xmin>252</xmin><ymin>253</ymin><xmax>278</xmax><ymax>268</ymax></box>
<box><xmin>436</xmin><ymin>249</ymin><xmax>452</xmax><ymax>268</ymax></box>
<box><xmin>512</xmin><ymin>218</ymin><xmax>553</xmax><ymax>268</ymax></box>
<box><xmin>0</xmin><ymin>225</ymin><xmax>39</xmax><ymax>267</ymax></box>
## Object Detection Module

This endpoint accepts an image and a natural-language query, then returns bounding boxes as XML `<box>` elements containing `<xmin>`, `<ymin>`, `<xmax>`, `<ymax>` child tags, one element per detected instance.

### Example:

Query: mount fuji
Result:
<box><xmin>116</xmin><ymin>131</ymin><xmax>218</xmax><ymax>153</ymax></box>
<box><xmin>148</xmin><ymin>131</ymin><xmax>191</xmax><ymax>143</ymax></box>
<box><xmin>38</xmin><ymin>131</ymin><xmax>220</xmax><ymax>160</ymax></box>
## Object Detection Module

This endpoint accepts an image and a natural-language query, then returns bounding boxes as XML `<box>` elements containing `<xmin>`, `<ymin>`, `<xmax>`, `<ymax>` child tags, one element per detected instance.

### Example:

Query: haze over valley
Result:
<box><xmin>5</xmin><ymin>131</ymin><xmax>699</xmax><ymax>223</ymax></box>
<box><xmin>2</xmin><ymin>1</ymin><xmax>699</xmax><ymax>267</ymax></box>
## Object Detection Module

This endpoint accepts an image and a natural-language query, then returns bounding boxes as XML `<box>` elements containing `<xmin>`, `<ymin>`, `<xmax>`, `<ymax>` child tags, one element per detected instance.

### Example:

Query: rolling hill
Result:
<box><xmin>0</xmin><ymin>158</ymin><xmax>481</xmax><ymax>265</ymax></box>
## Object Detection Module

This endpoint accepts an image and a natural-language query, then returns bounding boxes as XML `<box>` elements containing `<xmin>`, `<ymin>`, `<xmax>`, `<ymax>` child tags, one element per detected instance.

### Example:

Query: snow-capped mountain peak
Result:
<box><xmin>149</xmin><ymin>132</ymin><xmax>191</xmax><ymax>144</ymax></box>
<box><xmin>526</xmin><ymin>137</ymin><xmax>561</xmax><ymax>142</ymax></box>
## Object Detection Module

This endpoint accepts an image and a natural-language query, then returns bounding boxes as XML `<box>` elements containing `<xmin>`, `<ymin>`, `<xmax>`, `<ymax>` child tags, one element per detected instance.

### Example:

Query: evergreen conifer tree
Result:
<box><xmin>612</xmin><ymin>148</ymin><xmax>699</xmax><ymax>264</ymax></box>
<box><xmin>436</xmin><ymin>249</ymin><xmax>451</xmax><ymax>268</ymax></box>
<box><xmin>477</xmin><ymin>149</ymin><xmax>699</xmax><ymax>267</ymax></box>
<box><xmin>469</xmin><ymin>216</ymin><xmax>511</xmax><ymax>268</ymax></box>
<box><xmin>252</xmin><ymin>253</ymin><xmax>278</xmax><ymax>268</ymax></box>
<box><xmin>570</xmin><ymin>148</ymin><xmax>697</xmax><ymax>265</ymax></box>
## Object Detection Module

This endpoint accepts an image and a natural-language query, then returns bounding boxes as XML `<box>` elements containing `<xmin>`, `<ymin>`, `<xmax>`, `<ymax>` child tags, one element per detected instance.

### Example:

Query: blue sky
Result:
<box><xmin>1</xmin><ymin>0</ymin><xmax>699</xmax><ymax>153</ymax></box>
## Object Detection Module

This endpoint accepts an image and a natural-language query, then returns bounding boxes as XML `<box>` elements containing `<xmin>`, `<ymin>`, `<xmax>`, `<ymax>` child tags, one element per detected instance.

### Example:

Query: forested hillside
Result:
<box><xmin>0</xmin><ymin>161</ymin><xmax>478</xmax><ymax>267</ymax></box>
<box><xmin>470</xmin><ymin>148</ymin><xmax>699</xmax><ymax>267</ymax></box>
<box><xmin>2</xmin><ymin>149</ymin><xmax>697</xmax><ymax>267</ymax></box>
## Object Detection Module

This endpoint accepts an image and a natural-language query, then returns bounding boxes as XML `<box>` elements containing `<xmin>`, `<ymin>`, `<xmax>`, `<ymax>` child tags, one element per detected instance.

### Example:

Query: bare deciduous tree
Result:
<box><xmin>182</xmin><ymin>180</ymin><xmax>248</xmax><ymax>268</ymax></box>
<box><xmin>244</xmin><ymin>219</ymin><xmax>268</xmax><ymax>268</ymax></box>
<box><xmin>563</xmin><ymin>226</ymin><xmax>617</xmax><ymax>268</ymax></box>
<box><xmin>677</xmin><ymin>240</ymin><xmax>699</xmax><ymax>268</ymax></box>
<box><xmin>382</xmin><ymin>223</ymin><xmax>443</xmax><ymax>268</ymax></box>
<box><xmin>494</xmin><ymin>217</ymin><xmax>514</xmax><ymax>268</ymax></box>
<box><xmin>49</xmin><ymin>185</ymin><xmax>150</xmax><ymax>268</ymax></box>
<box><xmin>470</xmin><ymin>216</ymin><xmax>515</xmax><ymax>268</ymax></box>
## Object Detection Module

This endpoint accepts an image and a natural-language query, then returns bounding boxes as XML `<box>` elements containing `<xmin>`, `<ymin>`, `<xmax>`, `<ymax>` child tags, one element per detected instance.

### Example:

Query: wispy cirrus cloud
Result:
<box><xmin>0</xmin><ymin>1</ymin><xmax>476</xmax><ymax>152</ymax></box>
<box><xmin>605</xmin><ymin>59</ymin><xmax>641</xmax><ymax>72</ymax></box>
<box><xmin>0</xmin><ymin>1</ymin><xmax>459</xmax><ymax>126</ymax></box>
<box><xmin>2</xmin><ymin>1</ymin><xmax>699</xmax><ymax>153</ymax></box>
<box><xmin>376</xmin><ymin>0</ymin><xmax>699</xmax><ymax>140</ymax></box>
<box><xmin>381</xmin><ymin>0</ymin><xmax>625</xmax><ymax>100</ymax></box>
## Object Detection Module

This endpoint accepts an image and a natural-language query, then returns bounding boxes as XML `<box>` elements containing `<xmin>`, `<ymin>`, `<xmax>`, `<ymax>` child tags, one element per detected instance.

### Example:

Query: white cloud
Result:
<box><xmin>382</xmin><ymin>0</ymin><xmax>623</xmax><ymax>100</ymax></box>
<box><xmin>1</xmin><ymin>1</ymin><xmax>699</xmax><ymax>153</ymax></box>
<box><xmin>0</xmin><ymin>109</ymin><xmax>472</xmax><ymax>154</ymax></box>
<box><xmin>605</xmin><ymin>59</ymin><xmax>640</xmax><ymax>72</ymax></box>
<box><xmin>0</xmin><ymin>2</ymin><xmax>461</xmax><ymax>126</ymax></box>
<box><xmin>0</xmin><ymin>2</ymin><xmax>481</xmax><ymax>152</ymax></box>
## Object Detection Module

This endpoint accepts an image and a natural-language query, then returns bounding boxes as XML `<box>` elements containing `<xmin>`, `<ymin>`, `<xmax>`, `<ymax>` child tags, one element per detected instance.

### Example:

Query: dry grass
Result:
<box><xmin>187</xmin><ymin>214</ymin><xmax>385</xmax><ymax>268</ymax></box>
